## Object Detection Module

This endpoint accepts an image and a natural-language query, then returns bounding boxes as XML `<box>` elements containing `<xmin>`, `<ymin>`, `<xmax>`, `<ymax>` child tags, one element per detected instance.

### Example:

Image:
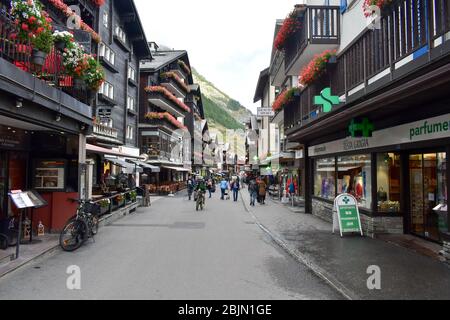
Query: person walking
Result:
<box><xmin>249</xmin><ymin>179</ymin><xmax>258</xmax><ymax>207</ymax></box>
<box><xmin>258</xmin><ymin>178</ymin><xmax>267</xmax><ymax>205</ymax></box>
<box><xmin>207</xmin><ymin>178</ymin><xmax>214</xmax><ymax>199</ymax></box>
<box><xmin>220</xmin><ymin>178</ymin><xmax>229</xmax><ymax>200</ymax></box>
<box><xmin>187</xmin><ymin>176</ymin><xmax>195</xmax><ymax>201</ymax></box>
<box><xmin>231</xmin><ymin>178</ymin><xmax>240</xmax><ymax>202</ymax></box>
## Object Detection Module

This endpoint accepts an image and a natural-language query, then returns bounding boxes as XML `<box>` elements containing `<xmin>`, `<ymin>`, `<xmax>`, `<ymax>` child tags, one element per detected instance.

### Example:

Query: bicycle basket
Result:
<box><xmin>83</xmin><ymin>202</ymin><xmax>101</xmax><ymax>216</ymax></box>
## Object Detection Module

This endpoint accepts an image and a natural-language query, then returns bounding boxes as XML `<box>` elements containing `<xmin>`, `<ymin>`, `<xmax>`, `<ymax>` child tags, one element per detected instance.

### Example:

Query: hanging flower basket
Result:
<box><xmin>363</xmin><ymin>0</ymin><xmax>394</xmax><ymax>18</ymax></box>
<box><xmin>299</xmin><ymin>50</ymin><xmax>337</xmax><ymax>86</ymax></box>
<box><xmin>274</xmin><ymin>9</ymin><xmax>302</xmax><ymax>51</ymax></box>
<box><xmin>31</xmin><ymin>49</ymin><xmax>47</xmax><ymax>66</ymax></box>
<box><xmin>272</xmin><ymin>87</ymin><xmax>300</xmax><ymax>112</ymax></box>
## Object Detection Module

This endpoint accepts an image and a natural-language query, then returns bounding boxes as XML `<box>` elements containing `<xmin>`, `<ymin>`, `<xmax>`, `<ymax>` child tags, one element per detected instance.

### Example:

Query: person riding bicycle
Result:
<box><xmin>195</xmin><ymin>179</ymin><xmax>207</xmax><ymax>210</ymax></box>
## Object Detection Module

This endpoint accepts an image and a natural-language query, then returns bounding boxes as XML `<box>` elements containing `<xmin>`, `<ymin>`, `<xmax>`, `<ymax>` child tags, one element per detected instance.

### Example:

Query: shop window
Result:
<box><xmin>314</xmin><ymin>157</ymin><xmax>336</xmax><ymax>200</ymax></box>
<box><xmin>337</xmin><ymin>154</ymin><xmax>372</xmax><ymax>209</ymax></box>
<box><xmin>377</xmin><ymin>153</ymin><xmax>401</xmax><ymax>213</ymax></box>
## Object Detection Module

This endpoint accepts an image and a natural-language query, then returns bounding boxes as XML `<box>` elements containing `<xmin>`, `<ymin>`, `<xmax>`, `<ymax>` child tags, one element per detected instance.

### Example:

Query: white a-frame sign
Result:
<box><xmin>333</xmin><ymin>194</ymin><xmax>364</xmax><ymax>237</ymax></box>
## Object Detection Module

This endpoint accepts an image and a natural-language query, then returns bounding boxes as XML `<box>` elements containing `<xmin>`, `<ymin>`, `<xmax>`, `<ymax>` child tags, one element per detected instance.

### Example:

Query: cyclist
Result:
<box><xmin>195</xmin><ymin>178</ymin><xmax>207</xmax><ymax>210</ymax></box>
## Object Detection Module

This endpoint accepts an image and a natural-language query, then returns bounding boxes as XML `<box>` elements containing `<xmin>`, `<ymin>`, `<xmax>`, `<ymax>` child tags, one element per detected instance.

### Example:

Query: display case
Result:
<box><xmin>33</xmin><ymin>160</ymin><xmax>67</xmax><ymax>191</ymax></box>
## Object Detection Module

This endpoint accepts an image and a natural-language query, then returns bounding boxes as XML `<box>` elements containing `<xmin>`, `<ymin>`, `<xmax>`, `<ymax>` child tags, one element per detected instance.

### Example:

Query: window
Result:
<box><xmin>127</xmin><ymin>95</ymin><xmax>136</xmax><ymax>111</ymax></box>
<box><xmin>115</xmin><ymin>25</ymin><xmax>126</xmax><ymax>44</ymax></box>
<box><xmin>337</xmin><ymin>154</ymin><xmax>372</xmax><ymax>209</ymax></box>
<box><xmin>99</xmin><ymin>117</ymin><xmax>113</xmax><ymax>128</ymax></box>
<box><xmin>126</xmin><ymin>126</ymin><xmax>134</xmax><ymax>140</ymax></box>
<box><xmin>99</xmin><ymin>43</ymin><xmax>115</xmax><ymax>65</ymax></box>
<box><xmin>128</xmin><ymin>66</ymin><xmax>136</xmax><ymax>82</ymax></box>
<box><xmin>377</xmin><ymin>153</ymin><xmax>401</xmax><ymax>213</ymax></box>
<box><xmin>103</xmin><ymin>12</ymin><xmax>109</xmax><ymax>28</ymax></box>
<box><xmin>314</xmin><ymin>157</ymin><xmax>336</xmax><ymax>200</ymax></box>
<box><xmin>99</xmin><ymin>81</ymin><xmax>114</xmax><ymax>100</ymax></box>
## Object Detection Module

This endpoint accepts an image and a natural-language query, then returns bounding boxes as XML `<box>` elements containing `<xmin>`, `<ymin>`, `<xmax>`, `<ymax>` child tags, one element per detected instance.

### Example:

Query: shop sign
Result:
<box><xmin>310</xmin><ymin>113</ymin><xmax>450</xmax><ymax>157</ymax></box>
<box><xmin>314</xmin><ymin>88</ymin><xmax>340</xmax><ymax>113</ymax></box>
<box><xmin>295</xmin><ymin>150</ymin><xmax>304</xmax><ymax>159</ymax></box>
<box><xmin>257</xmin><ymin>108</ymin><xmax>275</xmax><ymax>117</ymax></box>
<box><xmin>333</xmin><ymin>194</ymin><xmax>364</xmax><ymax>237</ymax></box>
<box><xmin>349</xmin><ymin>118</ymin><xmax>374</xmax><ymax>138</ymax></box>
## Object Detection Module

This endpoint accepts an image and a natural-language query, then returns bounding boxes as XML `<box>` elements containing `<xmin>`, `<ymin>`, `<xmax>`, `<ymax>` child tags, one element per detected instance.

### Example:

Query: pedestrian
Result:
<box><xmin>207</xmin><ymin>178</ymin><xmax>213</xmax><ymax>198</ymax></box>
<box><xmin>249</xmin><ymin>179</ymin><xmax>258</xmax><ymax>207</ymax></box>
<box><xmin>187</xmin><ymin>175</ymin><xmax>195</xmax><ymax>201</ymax></box>
<box><xmin>220</xmin><ymin>178</ymin><xmax>229</xmax><ymax>200</ymax></box>
<box><xmin>231</xmin><ymin>178</ymin><xmax>240</xmax><ymax>202</ymax></box>
<box><xmin>258</xmin><ymin>178</ymin><xmax>267</xmax><ymax>205</ymax></box>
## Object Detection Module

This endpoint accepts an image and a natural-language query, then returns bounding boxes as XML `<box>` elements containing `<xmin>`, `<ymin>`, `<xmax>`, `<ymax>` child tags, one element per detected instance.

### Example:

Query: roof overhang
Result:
<box><xmin>254</xmin><ymin>68</ymin><xmax>270</xmax><ymax>103</ymax></box>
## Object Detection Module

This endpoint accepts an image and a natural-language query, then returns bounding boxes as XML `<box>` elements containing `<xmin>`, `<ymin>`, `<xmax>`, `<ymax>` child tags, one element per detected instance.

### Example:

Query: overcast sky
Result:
<box><xmin>134</xmin><ymin>0</ymin><xmax>300</xmax><ymax>114</ymax></box>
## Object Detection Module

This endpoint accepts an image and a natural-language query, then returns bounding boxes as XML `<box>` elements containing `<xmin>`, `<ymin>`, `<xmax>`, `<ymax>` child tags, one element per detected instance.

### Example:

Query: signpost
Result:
<box><xmin>257</xmin><ymin>108</ymin><xmax>275</xmax><ymax>118</ymax></box>
<box><xmin>333</xmin><ymin>194</ymin><xmax>364</xmax><ymax>237</ymax></box>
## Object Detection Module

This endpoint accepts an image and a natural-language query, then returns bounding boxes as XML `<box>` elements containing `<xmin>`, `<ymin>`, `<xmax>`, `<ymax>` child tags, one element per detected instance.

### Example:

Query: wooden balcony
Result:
<box><xmin>285</xmin><ymin>0</ymin><xmax>450</xmax><ymax>137</ymax></box>
<box><xmin>284</xmin><ymin>5</ymin><xmax>341</xmax><ymax>77</ymax></box>
<box><xmin>0</xmin><ymin>11</ymin><xmax>93</xmax><ymax>106</ymax></box>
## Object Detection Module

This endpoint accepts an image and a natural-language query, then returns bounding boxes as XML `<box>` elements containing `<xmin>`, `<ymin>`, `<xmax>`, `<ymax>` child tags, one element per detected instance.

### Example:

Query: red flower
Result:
<box><xmin>274</xmin><ymin>9</ymin><xmax>301</xmax><ymax>51</ymax></box>
<box><xmin>21</xmin><ymin>23</ymin><xmax>29</xmax><ymax>31</ymax></box>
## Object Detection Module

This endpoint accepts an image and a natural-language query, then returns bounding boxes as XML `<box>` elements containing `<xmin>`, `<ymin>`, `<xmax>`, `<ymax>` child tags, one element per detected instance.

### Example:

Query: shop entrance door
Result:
<box><xmin>409</xmin><ymin>153</ymin><xmax>446</xmax><ymax>242</ymax></box>
<box><xmin>0</xmin><ymin>152</ymin><xmax>7</xmax><ymax>219</ymax></box>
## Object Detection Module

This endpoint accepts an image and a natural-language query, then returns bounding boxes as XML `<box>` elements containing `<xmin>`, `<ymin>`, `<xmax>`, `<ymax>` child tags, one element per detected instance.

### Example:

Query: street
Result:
<box><xmin>0</xmin><ymin>192</ymin><xmax>342</xmax><ymax>300</ymax></box>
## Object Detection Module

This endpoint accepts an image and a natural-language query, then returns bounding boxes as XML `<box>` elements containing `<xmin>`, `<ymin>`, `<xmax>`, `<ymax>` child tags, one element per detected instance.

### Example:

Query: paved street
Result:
<box><xmin>0</xmin><ymin>192</ymin><xmax>342</xmax><ymax>300</ymax></box>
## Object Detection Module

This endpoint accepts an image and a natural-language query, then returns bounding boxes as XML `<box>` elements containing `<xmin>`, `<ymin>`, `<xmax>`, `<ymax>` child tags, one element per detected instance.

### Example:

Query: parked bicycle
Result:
<box><xmin>59</xmin><ymin>199</ymin><xmax>99</xmax><ymax>252</ymax></box>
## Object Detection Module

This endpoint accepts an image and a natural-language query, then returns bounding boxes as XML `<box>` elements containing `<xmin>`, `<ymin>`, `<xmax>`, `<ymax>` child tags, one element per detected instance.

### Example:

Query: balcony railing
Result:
<box><xmin>285</xmin><ymin>0</ymin><xmax>450</xmax><ymax>133</ymax></box>
<box><xmin>93</xmin><ymin>123</ymin><xmax>119</xmax><ymax>139</ymax></box>
<box><xmin>284</xmin><ymin>6</ymin><xmax>341</xmax><ymax>71</ymax></box>
<box><xmin>0</xmin><ymin>10</ymin><xmax>92</xmax><ymax>105</ymax></box>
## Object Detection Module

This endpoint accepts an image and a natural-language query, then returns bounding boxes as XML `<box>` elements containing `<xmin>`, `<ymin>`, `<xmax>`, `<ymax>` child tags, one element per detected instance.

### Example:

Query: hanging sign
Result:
<box><xmin>257</xmin><ymin>108</ymin><xmax>275</xmax><ymax>117</ymax></box>
<box><xmin>333</xmin><ymin>194</ymin><xmax>364</xmax><ymax>237</ymax></box>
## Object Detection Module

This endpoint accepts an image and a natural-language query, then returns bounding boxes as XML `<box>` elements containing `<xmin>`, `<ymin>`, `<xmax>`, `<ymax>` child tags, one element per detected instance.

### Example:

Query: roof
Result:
<box><xmin>115</xmin><ymin>0</ymin><xmax>152</xmax><ymax>59</ymax></box>
<box><xmin>140</xmin><ymin>50</ymin><xmax>187</xmax><ymax>72</ymax></box>
<box><xmin>254</xmin><ymin>68</ymin><xmax>270</xmax><ymax>103</ymax></box>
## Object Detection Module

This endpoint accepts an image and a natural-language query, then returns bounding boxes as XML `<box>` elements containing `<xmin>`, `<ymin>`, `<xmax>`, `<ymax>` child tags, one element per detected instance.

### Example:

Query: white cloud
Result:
<box><xmin>134</xmin><ymin>0</ymin><xmax>299</xmax><ymax>114</ymax></box>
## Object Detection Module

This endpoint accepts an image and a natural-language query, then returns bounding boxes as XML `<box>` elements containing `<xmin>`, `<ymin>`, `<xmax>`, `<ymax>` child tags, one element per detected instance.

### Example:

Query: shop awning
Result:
<box><xmin>86</xmin><ymin>144</ymin><xmax>143</xmax><ymax>159</ymax></box>
<box><xmin>162</xmin><ymin>166</ymin><xmax>191</xmax><ymax>172</ymax></box>
<box><xmin>106</xmin><ymin>158</ymin><xmax>144</xmax><ymax>173</ymax></box>
<box><xmin>266</xmin><ymin>152</ymin><xmax>295</xmax><ymax>162</ymax></box>
<box><xmin>129</xmin><ymin>160</ymin><xmax>161</xmax><ymax>173</ymax></box>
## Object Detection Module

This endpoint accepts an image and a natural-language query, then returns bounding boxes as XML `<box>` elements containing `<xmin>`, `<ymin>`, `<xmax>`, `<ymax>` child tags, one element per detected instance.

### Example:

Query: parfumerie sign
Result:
<box><xmin>257</xmin><ymin>108</ymin><xmax>275</xmax><ymax>117</ymax></box>
<box><xmin>309</xmin><ymin>113</ymin><xmax>450</xmax><ymax>157</ymax></box>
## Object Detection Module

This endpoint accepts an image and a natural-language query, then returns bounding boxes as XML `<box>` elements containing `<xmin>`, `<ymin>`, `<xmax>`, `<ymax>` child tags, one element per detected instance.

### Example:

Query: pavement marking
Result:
<box><xmin>239</xmin><ymin>190</ymin><xmax>356</xmax><ymax>301</ymax></box>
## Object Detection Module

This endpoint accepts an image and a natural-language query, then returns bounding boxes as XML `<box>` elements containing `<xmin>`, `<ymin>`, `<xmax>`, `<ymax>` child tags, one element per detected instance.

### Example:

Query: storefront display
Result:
<box><xmin>377</xmin><ymin>153</ymin><xmax>401</xmax><ymax>213</ymax></box>
<box><xmin>337</xmin><ymin>155</ymin><xmax>372</xmax><ymax>209</ymax></box>
<box><xmin>314</xmin><ymin>157</ymin><xmax>336</xmax><ymax>200</ymax></box>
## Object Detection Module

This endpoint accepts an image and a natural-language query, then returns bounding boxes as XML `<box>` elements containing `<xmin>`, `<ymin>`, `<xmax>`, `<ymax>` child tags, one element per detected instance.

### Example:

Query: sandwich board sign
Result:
<box><xmin>333</xmin><ymin>194</ymin><xmax>364</xmax><ymax>237</ymax></box>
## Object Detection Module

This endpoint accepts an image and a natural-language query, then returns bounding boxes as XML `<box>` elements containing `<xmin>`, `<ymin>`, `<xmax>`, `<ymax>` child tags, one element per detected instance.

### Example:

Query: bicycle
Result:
<box><xmin>196</xmin><ymin>190</ymin><xmax>205</xmax><ymax>211</ymax></box>
<box><xmin>59</xmin><ymin>199</ymin><xmax>99</xmax><ymax>252</ymax></box>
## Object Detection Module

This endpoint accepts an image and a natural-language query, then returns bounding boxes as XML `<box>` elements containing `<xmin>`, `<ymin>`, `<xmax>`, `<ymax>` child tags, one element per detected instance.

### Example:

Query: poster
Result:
<box><xmin>33</xmin><ymin>160</ymin><xmax>66</xmax><ymax>190</ymax></box>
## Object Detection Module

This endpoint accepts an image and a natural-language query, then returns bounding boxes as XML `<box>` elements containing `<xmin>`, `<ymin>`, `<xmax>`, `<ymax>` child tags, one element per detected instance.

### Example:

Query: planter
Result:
<box><xmin>73</xmin><ymin>77</ymin><xmax>86</xmax><ymax>90</ymax></box>
<box><xmin>54</xmin><ymin>40</ymin><xmax>66</xmax><ymax>52</ymax></box>
<box><xmin>31</xmin><ymin>49</ymin><xmax>47</xmax><ymax>66</ymax></box>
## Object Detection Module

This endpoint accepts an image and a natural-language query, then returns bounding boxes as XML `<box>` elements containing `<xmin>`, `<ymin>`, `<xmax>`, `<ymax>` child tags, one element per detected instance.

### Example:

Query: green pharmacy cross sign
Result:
<box><xmin>349</xmin><ymin>118</ymin><xmax>375</xmax><ymax>138</ymax></box>
<box><xmin>314</xmin><ymin>87</ymin><xmax>340</xmax><ymax>113</ymax></box>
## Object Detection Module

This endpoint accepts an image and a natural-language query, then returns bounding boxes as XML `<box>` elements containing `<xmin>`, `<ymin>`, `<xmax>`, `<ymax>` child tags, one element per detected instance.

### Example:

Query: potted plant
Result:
<box><xmin>299</xmin><ymin>50</ymin><xmax>337</xmax><ymax>86</ymax></box>
<box><xmin>272</xmin><ymin>87</ymin><xmax>300</xmax><ymax>112</ymax></box>
<box><xmin>363</xmin><ymin>0</ymin><xmax>394</xmax><ymax>18</ymax></box>
<box><xmin>10</xmin><ymin>0</ymin><xmax>54</xmax><ymax>66</ymax></box>
<box><xmin>53</xmin><ymin>30</ymin><xmax>74</xmax><ymax>51</ymax></box>
<box><xmin>82</xmin><ymin>55</ymin><xmax>105</xmax><ymax>95</ymax></box>
<box><xmin>274</xmin><ymin>8</ymin><xmax>302</xmax><ymax>51</ymax></box>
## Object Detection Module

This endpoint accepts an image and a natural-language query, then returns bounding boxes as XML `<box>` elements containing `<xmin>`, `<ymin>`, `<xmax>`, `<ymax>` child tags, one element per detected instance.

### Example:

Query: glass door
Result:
<box><xmin>409</xmin><ymin>153</ymin><xmax>444</xmax><ymax>242</ymax></box>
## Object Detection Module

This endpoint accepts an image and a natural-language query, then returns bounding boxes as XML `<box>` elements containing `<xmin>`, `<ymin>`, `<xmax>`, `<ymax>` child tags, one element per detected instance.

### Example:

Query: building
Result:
<box><xmin>273</xmin><ymin>0</ymin><xmax>450</xmax><ymax>249</ymax></box>
<box><xmin>138</xmin><ymin>46</ymin><xmax>206</xmax><ymax>190</ymax></box>
<box><xmin>0</xmin><ymin>0</ymin><xmax>97</xmax><ymax>232</ymax></box>
<box><xmin>86</xmin><ymin>0</ymin><xmax>151</xmax><ymax>197</ymax></box>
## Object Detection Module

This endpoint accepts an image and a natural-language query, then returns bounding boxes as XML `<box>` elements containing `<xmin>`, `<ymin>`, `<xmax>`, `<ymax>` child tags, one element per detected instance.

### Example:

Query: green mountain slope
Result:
<box><xmin>193</xmin><ymin>69</ymin><xmax>252</xmax><ymax>133</ymax></box>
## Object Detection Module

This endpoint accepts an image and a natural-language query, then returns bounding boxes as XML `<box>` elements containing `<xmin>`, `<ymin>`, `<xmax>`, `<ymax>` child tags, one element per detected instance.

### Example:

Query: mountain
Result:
<box><xmin>193</xmin><ymin>69</ymin><xmax>253</xmax><ymax>133</ymax></box>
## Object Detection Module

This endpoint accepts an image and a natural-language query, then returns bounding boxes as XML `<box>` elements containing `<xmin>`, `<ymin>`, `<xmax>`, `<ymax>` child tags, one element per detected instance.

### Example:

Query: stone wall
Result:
<box><xmin>443</xmin><ymin>242</ymin><xmax>450</xmax><ymax>265</ymax></box>
<box><xmin>312</xmin><ymin>198</ymin><xmax>404</xmax><ymax>238</ymax></box>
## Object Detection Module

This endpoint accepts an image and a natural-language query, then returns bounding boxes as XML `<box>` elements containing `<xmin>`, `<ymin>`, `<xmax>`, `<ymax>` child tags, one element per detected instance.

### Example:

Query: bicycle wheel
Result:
<box><xmin>90</xmin><ymin>216</ymin><xmax>99</xmax><ymax>236</ymax></box>
<box><xmin>60</xmin><ymin>220</ymin><xmax>88</xmax><ymax>252</ymax></box>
